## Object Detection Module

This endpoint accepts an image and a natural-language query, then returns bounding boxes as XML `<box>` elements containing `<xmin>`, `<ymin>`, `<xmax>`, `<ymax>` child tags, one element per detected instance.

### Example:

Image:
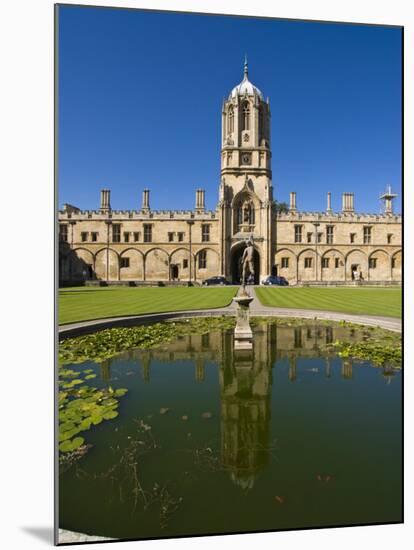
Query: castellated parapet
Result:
<box><xmin>277</xmin><ymin>211</ymin><xmax>401</xmax><ymax>222</ymax></box>
<box><xmin>59</xmin><ymin>209</ymin><xmax>218</xmax><ymax>221</ymax></box>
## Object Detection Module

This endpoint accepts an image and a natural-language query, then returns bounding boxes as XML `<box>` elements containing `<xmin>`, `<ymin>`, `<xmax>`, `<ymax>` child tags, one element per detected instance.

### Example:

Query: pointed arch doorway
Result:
<box><xmin>230</xmin><ymin>242</ymin><xmax>260</xmax><ymax>284</ymax></box>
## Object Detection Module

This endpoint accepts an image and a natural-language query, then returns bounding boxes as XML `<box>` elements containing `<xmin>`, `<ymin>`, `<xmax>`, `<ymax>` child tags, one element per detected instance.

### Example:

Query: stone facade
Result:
<box><xmin>275</xmin><ymin>207</ymin><xmax>401</xmax><ymax>284</ymax></box>
<box><xmin>59</xmin><ymin>61</ymin><xmax>401</xmax><ymax>286</ymax></box>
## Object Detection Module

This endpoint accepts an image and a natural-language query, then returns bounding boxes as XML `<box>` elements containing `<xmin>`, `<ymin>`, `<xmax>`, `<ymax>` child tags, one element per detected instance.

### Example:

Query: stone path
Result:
<box><xmin>59</xmin><ymin>286</ymin><xmax>401</xmax><ymax>338</ymax></box>
<box><xmin>58</xmin><ymin>528</ymin><xmax>115</xmax><ymax>543</ymax></box>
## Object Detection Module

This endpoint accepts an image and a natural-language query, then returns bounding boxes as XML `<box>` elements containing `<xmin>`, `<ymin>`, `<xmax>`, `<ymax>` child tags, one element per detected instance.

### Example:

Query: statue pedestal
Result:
<box><xmin>233</xmin><ymin>294</ymin><xmax>254</xmax><ymax>351</ymax></box>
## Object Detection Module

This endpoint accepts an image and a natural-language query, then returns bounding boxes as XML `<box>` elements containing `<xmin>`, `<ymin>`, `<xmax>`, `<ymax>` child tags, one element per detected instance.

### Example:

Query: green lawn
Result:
<box><xmin>59</xmin><ymin>286</ymin><xmax>238</xmax><ymax>325</ymax></box>
<box><xmin>255</xmin><ymin>287</ymin><xmax>401</xmax><ymax>318</ymax></box>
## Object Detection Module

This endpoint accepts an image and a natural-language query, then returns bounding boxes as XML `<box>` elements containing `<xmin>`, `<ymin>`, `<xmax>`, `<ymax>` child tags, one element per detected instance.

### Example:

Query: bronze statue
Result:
<box><xmin>241</xmin><ymin>237</ymin><xmax>255</xmax><ymax>286</ymax></box>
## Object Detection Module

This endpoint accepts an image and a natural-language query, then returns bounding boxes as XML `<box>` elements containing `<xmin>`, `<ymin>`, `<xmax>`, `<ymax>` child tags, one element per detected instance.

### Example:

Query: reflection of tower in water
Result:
<box><xmin>100</xmin><ymin>359</ymin><xmax>111</xmax><ymax>382</ymax></box>
<box><xmin>288</xmin><ymin>356</ymin><xmax>297</xmax><ymax>382</ymax></box>
<box><xmin>219</xmin><ymin>324</ymin><xmax>274</xmax><ymax>490</ymax></box>
<box><xmin>325</xmin><ymin>357</ymin><xmax>332</xmax><ymax>378</ymax></box>
<box><xmin>341</xmin><ymin>359</ymin><xmax>353</xmax><ymax>380</ymax></box>
<box><xmin>381</xmin><ymin>365</ymin><xmax>397</xmax><ymax>385</ymax></box>
<box><xmin>141</xmin><ymin>354</ymin><xmax>151</xmax><ymax>383</ymax></box>
<box><xmin>195</xmin><ymin>357</ymin><xmax>205</xmax><ymax>382</ymax></box>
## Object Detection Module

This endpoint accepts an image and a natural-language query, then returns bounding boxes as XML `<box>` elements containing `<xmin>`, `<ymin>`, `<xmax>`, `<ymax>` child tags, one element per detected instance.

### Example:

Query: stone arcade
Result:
<box><xmin>59</xmin><ymin>60</ymin><xmax>401</xmax><ymax>286</ymax></box>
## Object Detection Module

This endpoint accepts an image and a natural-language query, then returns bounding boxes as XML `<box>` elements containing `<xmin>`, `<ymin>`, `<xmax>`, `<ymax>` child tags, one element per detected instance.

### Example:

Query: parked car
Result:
<box><xmin>202</xmin><ymin>276</ymin><xmax>230</xmax><ymax>286</ymax></box>
<box><xmin>261</xmin><ymin>275</ymin><xmax>289</xmax><ymax>286</ymax></box>
<box><xmin>246</xmin><ymin>273</ymin><xmax>255</xmax><ymax>285</ymax></box>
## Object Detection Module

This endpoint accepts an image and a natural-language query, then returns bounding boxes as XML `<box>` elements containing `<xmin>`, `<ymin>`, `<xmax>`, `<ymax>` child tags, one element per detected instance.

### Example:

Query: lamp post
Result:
<box><xmin>187</xmin><ymin>220</ymin><xmax>194</xmax><ymax>285</ymax></box>
<box><xmin>105</xmin><ymin>220</ymin><xmax>111</xmax><ymax>283</ymax></box>
<box><xmin>313</xmin><ymin>222</ymin><xmax>320</xmax><ymax>282</ymax></box>
<box><xmin>69</xmin><ymin>220</ymin><xmax>76</xmax><ymax>282</ymax></box>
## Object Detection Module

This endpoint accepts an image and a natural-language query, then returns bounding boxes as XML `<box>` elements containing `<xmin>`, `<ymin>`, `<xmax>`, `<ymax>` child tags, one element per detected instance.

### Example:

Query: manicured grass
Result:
<box><xmin>255</xmin><ymin>287</ymin><xmax>401</xmax><ymax>318</ymax></box>
<box><xmin>59</xmin><ymin>286</ymin><xmax>238</xmax><ymax>325</ymax></box>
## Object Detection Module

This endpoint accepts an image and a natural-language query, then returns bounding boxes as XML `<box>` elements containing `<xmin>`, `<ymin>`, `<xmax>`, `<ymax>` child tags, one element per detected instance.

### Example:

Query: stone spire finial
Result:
<box><xmin>380</xmin><ymin>185</ymin><xmax>397</xmax><ymax>214</ymax></box>
<box><xmin>244</xmin><ymin>55</ymin><xmax>248</xmax><ymax>79</ymax></box>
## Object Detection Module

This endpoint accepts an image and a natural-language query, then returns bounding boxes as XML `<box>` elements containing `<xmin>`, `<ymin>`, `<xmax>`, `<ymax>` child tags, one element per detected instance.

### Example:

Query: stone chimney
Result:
<box><xmin>195</xmin><ymin>188</ymin><xmax>205</xmax><ymax>213</ymax></box>
<box><xmin>326</xmin><ymin>192</ymin><xmax>333</xmax><ymax>214</ymax></box>
<box><xmin>342</xmin><ymin>192</ymin><xmax>354</xmax><ymax>213</ymax></box>
<box><xmin>142</xmin><ymin>188</ymin><xmax>150</xmax><ymax>211</ymax></box>
<box><xmin>100</xmin><ymin>189</ymin><xmax>111</xmax><ymax>212</ymax></box>
<box><xmin>289</xmin><ymin>191</ymin><xmax>297</xmax><ymax>211</ymax></box>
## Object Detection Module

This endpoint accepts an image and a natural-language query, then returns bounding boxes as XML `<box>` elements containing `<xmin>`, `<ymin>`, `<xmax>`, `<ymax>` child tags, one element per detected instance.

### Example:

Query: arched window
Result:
<box><xmin>228</xmin><ymin>106</ymin><xmax>234</xmax><ymax>134</ymax></box>
<box><xmin>242</xmin><ymin>101</ymin><xmax>250</xmax><ymax>131</ymax></box>
<box><xmin>198</xmin><ymin>250</ymin><xmax>207</xmax><ymax>269</ymax></box>
<box><xmin>237</xmin><ymin>206</ymin><xmax>243</xmax><ymax>225</ymax></box>
<box><xmin>245</xmin><ymin>202</ymin><xmax>255</xmax><ymax>224</ymax></box>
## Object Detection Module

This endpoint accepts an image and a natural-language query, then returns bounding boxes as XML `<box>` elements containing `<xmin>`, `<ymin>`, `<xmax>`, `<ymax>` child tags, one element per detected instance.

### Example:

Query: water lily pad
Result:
<box><xmin>103</xmin><ymin>410</ymin><xmax>119</xmax><ymax>420</ymax></box>
<box><xmin>101</xmin><ymin>398</ymin><xmax>118</xmax><ymax>408</ymax></box>
<box><xmin>90</xmin><ymin>405</ymin><xmax>105</xmax><ymax>416</ymax></box>
<box><xmin>59</xmin><ymin>421</ymin><xmax>76</xmax><ymax>432</ymax></box>
<box><xmin>60</xmin><ymin>410</ymin><xmax>82</xmax><ymax>424</ymax></box>
<box><xmin>59</xmin><ymin>436</ymin><xmax>85</xmax><ymax>453</ymax></box>
<box><xmin>84</xmin><ymin>396</ymin><xmax>98</xmax><ymax>404</ymax></box>
<box><xmin>63</xmin><ymin>379</ymin><xmax>83</xmax><ymax>389</ymax></box>
<box><xmin>85</xmin><ymin>374</ymin><xmax>97</xmax><ymax>380</ymax></box>
<box><xmin>79</xmin><ymin>418</ymin><xmax>92</xmax><ymax>430</ymax></box>
<box><xmin>67</xmin><ymin>398</ymin><xmax>85</xmax><ymax>408</ymax></box>
<box><xmin>60</xmin><ymin>369</ymin><xmax>78</xmax><ymax>378</ymax></box>
<box><xmin>59</xmin><ymin>427</ymin><xmax>81</xmax><ymax>442</ymax></box>
<box><xmin>91</xmin><ymin>415</ymin><xmax>103</xmax><ymax>425</ymax></box>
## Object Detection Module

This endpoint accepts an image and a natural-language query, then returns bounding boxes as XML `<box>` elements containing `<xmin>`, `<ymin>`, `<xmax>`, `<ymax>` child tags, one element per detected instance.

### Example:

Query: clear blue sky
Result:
<box><xmin>58</xmin><ymin>5</ymin><xmax>402</xmax><ymax>214</ymax></box>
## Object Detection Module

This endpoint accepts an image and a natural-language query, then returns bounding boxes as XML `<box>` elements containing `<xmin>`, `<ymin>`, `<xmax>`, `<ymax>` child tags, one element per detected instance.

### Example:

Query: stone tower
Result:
<box><xmin>218</xmin><ymin>58</ymin><xmax>274</xmax><ymax>283</ymax></box>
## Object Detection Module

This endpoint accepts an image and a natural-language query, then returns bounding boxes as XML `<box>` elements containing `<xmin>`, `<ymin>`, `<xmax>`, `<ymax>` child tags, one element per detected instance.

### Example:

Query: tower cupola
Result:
<box><xmin>229</xmin><ymin>57</ymin><xmax>264</xmax><ymax>99</ymax></box>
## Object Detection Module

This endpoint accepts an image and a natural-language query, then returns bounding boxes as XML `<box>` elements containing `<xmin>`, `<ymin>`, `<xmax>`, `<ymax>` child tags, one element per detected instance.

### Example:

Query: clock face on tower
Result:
<box><xmin>241</xmin><ymin>152</ymin><xmax>252</xmax><ymax>165</ymax></box>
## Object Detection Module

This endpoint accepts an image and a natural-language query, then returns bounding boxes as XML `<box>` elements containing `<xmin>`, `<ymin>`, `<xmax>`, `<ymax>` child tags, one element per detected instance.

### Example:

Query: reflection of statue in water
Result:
<box><xmin>241</xmin><ymin>237</ymin><xmax>255</xmax><ymax>286</ymax></box>
<box><xmin>219</xmin><ymin>330</ymin><xmax>272</xmax><ymax>490</ymax></box>
<box><xmin>100</xmin><ymin>359</ymin><xmax>112</xmax><ymax>382</ymax></box>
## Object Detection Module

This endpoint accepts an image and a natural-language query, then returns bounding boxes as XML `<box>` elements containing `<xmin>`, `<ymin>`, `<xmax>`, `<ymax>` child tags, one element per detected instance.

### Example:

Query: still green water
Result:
<box><xmin>59</xmin><ymin>321</ymin><xmax>402</xmax><ymax>540</ymax></box>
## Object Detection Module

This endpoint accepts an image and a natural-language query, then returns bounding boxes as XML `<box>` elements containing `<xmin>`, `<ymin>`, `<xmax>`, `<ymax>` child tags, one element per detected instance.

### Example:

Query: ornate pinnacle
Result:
<box><xmin>244</xmin><ymin>55</ymin><xmax>248</xmax><ymax>78</ymax></box>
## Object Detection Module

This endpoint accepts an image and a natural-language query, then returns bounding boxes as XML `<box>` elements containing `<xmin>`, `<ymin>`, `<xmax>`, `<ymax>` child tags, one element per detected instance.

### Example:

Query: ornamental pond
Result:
<box><xmin>58</xmin><ymin>318</ymin><xmax>402</xmax><ymax>540</ymax></box>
